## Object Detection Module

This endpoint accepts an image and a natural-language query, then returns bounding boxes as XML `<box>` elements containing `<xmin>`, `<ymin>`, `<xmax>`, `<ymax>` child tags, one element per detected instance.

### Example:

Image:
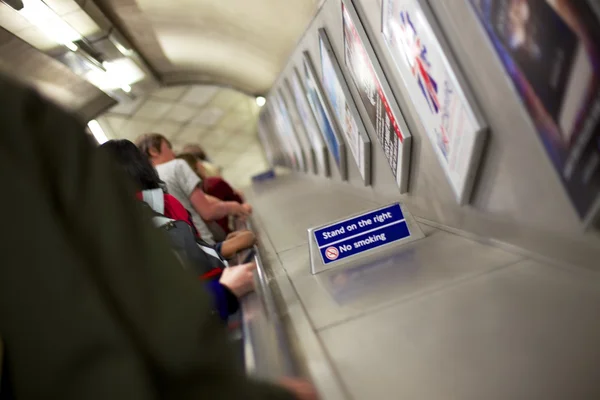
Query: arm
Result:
<box><xmin>219</xmin><ymin>231</ymin><xmax>257</xmax><ymax>259</ymax></box>
<box><xmin>0</xmin><ymin>77</ymin><xmax>295</xmax><ymax>400</ymax></box>
<box><xmin>174</xmin><ymin>160</ymin><xmax>248</xmax><ymax>221</ymax></box>
<box><xmin>189</xmin><ymin>187</ymin><xmax>248</xmax><ymax>221</ymax></box>
<box><xmin>205</xmin><ymin>279</ymin><xmax>240</xmax><ymax>320</ymax></box>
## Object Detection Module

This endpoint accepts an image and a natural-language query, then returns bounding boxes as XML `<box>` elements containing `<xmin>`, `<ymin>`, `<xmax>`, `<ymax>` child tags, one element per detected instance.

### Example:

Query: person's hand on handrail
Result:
<box><xmin>278</xmin><ymin>377</ymin><xmax>319</xmax><ymax>400</ymax></box>
<box><xmin>219</xmin><ymin>262</ymin><xmax>257</xmax><ymax>298</ymax></box>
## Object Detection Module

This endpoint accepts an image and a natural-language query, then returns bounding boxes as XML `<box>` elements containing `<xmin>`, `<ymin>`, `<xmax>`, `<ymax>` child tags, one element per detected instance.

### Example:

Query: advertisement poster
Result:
<box><xmin>343</xmin><ymin>1</ymin><xmax>410</xmax><ymax>190</ymax></box>
<box><xmin>262</xmin><ymin>107</ymin><xmax>292</xmax><ymax>168</ymax></box>
<box><xmin>382</xmin><ymin>0</ymin><xmax>487</xmax><ymax>204</ymax></box>
<box><xmin>288</xmin><ymin>70</ymin><xmax>330</xmax><ymax>176</ymax></box>
<box><xmin>279</xmin><ymin>87</ymin><xmax>313</xmax><ymax>174</ymax></box>
<box><xmin>271</xmin><ymin>95</ymin><xmax>305</xmax><ymax>171</ymax></box>
<box><xmin>303</xmin><ymin>51</ymin><xmax>348</xmax><ymax>179</ymax></box>
<box><xmin>319</xmin><ymin>29</ymin><xmax>369</xmax><ymax>183</ymax></box>
<box><xmin>470</xmin><ymin>0</ymin><xmax>600</xmax><ymax>220</ymax></box>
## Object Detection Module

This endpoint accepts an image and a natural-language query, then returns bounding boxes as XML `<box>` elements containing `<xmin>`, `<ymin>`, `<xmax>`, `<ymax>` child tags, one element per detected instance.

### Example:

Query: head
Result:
<box><xmin>181</xmin><ymin>143</ymin><xmax>208</xmax><ymax>161</ymax></box>
<box><xmin>177</xmin><ymin>153</ymin><xmax>207</xmax><ymax>180</ymax></box>
<box><xmin>100</xmin><ymin>139</ymin><xmax>164</xmax><ymax>191</ymax></box>
<box><xmin>136</xmin><ymin>133</ymin><xmax>176</xmax><ymax>165</ymax></box>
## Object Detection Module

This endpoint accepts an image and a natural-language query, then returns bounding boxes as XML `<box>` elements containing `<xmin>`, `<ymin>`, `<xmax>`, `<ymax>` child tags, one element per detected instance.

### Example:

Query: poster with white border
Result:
<box><xmin>319</xmin><ymin>28</ymin><xmax>371</xmax><ymax>185</ymax></box>
<box><xmin>287</xmin><ymin>69</ymin><xmax>331</xmax><ymax>177</ymax></box>
<box><xmin>278</xmin><ymin>87</ymin><xmax>314</xmax><ymax>174</ymax></box>
<box><xmin>382</xmin><ymin>0</ymin><xmax>487</xmax><ymax>203</ymax></box>
<box><xmin>303</xmin><ymin>51</ymin><xmax>348</xmax><ymax>180</ymax></box>
<box><xmin>272</xmin><ymin>93</ymin><xmax>306</xmax><ymax>172</ymax></box>
<box><xmin>342</xmin><ymin>0</ymin><xmax>412</xmax><ymax>192</ymax></box>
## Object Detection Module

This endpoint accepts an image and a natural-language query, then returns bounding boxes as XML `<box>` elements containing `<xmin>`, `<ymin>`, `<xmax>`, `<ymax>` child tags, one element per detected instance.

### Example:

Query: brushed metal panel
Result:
<box><xmin>249</xmin><ymin>175</ymin><xmax>379</xmax><ymax>251</ymax></box>
<box><xmin>319</xmin><ymin>259</ymin><xmax>600</xmax><ymax>400</ymax></box>
<box><xmin>278</xmin><ymin>228</ymin><xmax>522</xmax><ymax>330</ymax></box>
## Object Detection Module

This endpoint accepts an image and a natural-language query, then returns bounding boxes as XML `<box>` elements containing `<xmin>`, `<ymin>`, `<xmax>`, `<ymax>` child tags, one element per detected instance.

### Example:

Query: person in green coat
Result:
<box><xmin>0</xmin><ymin>74</ymin><xmax>316</xmax><ymax>400</ymax></box>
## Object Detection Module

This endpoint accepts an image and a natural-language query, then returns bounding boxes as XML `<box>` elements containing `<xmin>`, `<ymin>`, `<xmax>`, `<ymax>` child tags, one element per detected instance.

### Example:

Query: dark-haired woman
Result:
<box><xmin>100</xmin><ymin>139</ymin><xmax>255</xmax><ymax>320</ymax></box>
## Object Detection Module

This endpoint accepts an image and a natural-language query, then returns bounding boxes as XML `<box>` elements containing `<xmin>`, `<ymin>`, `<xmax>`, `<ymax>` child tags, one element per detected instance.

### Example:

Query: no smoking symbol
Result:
<box><xmin>325</xmin><ymin>246</ymin><xmax>339</xmax><ymax>261</ymax></box>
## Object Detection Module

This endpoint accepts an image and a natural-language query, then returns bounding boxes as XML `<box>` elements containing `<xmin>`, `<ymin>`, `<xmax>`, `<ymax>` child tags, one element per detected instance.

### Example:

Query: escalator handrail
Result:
<box><xmin>234</xmin><ymin>218</ymin><xmax>298</xmax><ymax>377</ymax></box>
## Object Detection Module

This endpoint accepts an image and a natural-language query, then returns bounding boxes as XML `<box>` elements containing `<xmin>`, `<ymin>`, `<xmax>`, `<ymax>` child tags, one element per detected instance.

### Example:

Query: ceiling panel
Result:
<box><xmin>0</xmin><ymin>26</ymin><xmax>110</xmax><ymax>112</ymax></box>
<box><xmin>152</xmin><ymin>85</ymin><xmax>188</xmax><ymax>101</ymax></box>
<box><xmin>109</xmin><ymin>96</ymin><xmax>145</xmax><ymax>116</ymax></box>
<box><xmin>105</xmin><ymin>114</ymin><xmax>128</xmax><ymax>133</ymax></box>
<box><xmin>0</xmin><ymin>3</ymin><xmax>29</xmax><ymax>32</ymax></box>
<box><xmin>191</xmin><ymin>107</ymin><xmax>225</xmax><ymax>126</ymax></box>
<box><xmin>180</xmin><ymin>85</ymin><xmax>219</xmax><ymax>106</ymax></box>
<box><xmin>61</xmin><ymin>9</ymin><xmax>102</xmax><ymax>37</ymax></box>
<box><xmin>165</xmin><ymin>103</ymin><xmax>197</xmax><ymax>123</ymax></box>
<box><xmin>133</xmin><ymin>98</ymin><xmax>173</xmax><ymax>120</ymax></box>
<box><xmin>44</xmin><ymin>0</ymin><xmax>81</xmax><ymax>16</ymax></box>
<box><xmin>152</xmin><ymin>120</ymin><xmax>183</xmax><ymax>136</ymax></box>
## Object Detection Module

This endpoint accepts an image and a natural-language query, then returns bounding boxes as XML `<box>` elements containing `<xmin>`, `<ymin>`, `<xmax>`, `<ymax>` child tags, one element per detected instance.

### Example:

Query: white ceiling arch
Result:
<box><xmin>93</xmin><ymin>0</ymin><xmax>323</xmax><ymax>94</ymax></box>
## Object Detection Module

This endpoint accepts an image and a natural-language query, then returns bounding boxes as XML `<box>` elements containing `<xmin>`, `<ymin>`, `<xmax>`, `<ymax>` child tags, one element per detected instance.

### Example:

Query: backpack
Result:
<box><xmin>141</xmin><ymin>190</ymin><xmax>228</xmax><ymax>277</ymax></box>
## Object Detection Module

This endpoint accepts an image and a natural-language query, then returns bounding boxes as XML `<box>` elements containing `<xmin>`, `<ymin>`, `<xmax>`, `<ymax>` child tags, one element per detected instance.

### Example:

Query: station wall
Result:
<box><xmin>260</xmin><ymin>0</ymin><xmax>600</xmax><ymax>269</ymax></box>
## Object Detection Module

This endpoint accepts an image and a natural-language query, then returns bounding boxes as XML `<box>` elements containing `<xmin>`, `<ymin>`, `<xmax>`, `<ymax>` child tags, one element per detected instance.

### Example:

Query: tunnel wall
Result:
<box><xmin>260</xmin><ymin>0</ymin><xmax>600</xmax><ymax>269</ymax></box>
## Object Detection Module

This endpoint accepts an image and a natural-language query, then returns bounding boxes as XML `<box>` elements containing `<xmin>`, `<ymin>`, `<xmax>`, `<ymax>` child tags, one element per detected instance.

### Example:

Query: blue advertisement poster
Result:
<box><xmin>470</xmin><ymin>0</ymin><xmax>600</xmax><ymax>218</ymax></box>
<box><xmin>303</xmin><ymin>53</ymin><xmax>342</xmax><ymax>166</ymax></box>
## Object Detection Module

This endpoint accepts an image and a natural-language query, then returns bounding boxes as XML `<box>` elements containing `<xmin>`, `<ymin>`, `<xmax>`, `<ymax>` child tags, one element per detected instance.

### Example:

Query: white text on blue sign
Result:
<box><xmin>314</xmin><ymin>203</ymin><xmax>410</xmax><ymax>264</ymax></box>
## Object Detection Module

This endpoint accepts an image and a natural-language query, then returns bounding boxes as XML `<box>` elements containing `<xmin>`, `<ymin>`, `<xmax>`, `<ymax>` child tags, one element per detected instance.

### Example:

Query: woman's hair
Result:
<box><xmin>135</xmin><ymin>133</ymin><xmax>171</xmax><ymax>158</ymax></box>
<box><xmin>177</xmin><ymin>153</ymin><xmax>202</xmax><ymax>178</ymax></box>
<box><xmin>101</xmin><ymin>139</ymin><xmax>164</xmax><ymax>191</ymax></box>
<box><xmin>181</xmin><ymin>143</ymin><xmax>207</xmax><ymax>161</ymax></box>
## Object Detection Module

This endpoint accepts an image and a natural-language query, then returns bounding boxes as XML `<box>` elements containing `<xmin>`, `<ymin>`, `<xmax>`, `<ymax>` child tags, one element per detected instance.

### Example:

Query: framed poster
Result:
<box><xmin>382</xmin><ymin>0</ymin><xmax>488</xmax><ymax>204</ymax></box>
<box><xmin>303</xmin><ymin>51</ymin><xmax>348</xmax><ymax>180</ymax></box>
<box><xmin>278</xmin><ymin>87</ymin><xmax>312</xmax><ymax>173</ymax></box>
<box><xmin>279</xmin><ymin>85</ymin><xmax>318</xmax><ymax>175</ymax></box>
<box><xmin>469</xmin><ymin>0</ymin><xmax>600</xmax><ymax>223</ymax></box>
<box><xmin>319</xmin><ymin>28</ymin><xmax>372</xmax><ymax>185</ymax></box>
<box><xmin>342</xmin><ymin>0</ymin><xmax>412</xmax><ymax>192</ymax></box>
<box><xmin>271</xmin><ymin>92</ymin><xmax>306</xmax><ymax>172</ymax></box>
<box><xmin>260</xmin><ymin>108</ymin><xmax>290</xmax><ymax>168</ymax></box>
<box><xmin>258</xmin><ymin>111</ymin><xmax>277</xmax><ymax>166</ymax></box>
<box><xmin>286</xmin><ymin>68</ymin><xmax>331</xmax><ymax>177</ymax></box>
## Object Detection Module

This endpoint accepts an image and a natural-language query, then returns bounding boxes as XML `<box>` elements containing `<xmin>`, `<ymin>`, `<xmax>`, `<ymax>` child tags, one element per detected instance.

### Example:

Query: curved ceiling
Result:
<box><xmin>94</xmin><ymin>0</ymin><xmax>322</xmax><ymax>94</ymax></box>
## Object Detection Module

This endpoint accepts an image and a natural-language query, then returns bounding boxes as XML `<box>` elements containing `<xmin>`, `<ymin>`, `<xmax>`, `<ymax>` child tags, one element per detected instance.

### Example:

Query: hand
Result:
<box><xmin>232</xmin><ymin>203</ymin><xmax>251</xmax><ymax>219</ymax></box>
<box><xmin>278</xmin><ymin>378</ymin><xmax>319</xmax><ymax>400</ymax></box>
<box><xmin>241</xmin><ymin>203</ymin><xmax>252</xmax><ymax>215</ymax></box>
<box><xmin>219</xmin><ymin>262</ymin><xmax>256</xmax><ymax>298</ymax></box>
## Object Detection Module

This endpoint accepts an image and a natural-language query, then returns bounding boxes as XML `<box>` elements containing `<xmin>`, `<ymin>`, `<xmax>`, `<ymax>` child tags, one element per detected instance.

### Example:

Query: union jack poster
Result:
<box><xmin>382</xmin><ymin>0</ymin><xmax>487</xmax><ymax>204</ymax></box>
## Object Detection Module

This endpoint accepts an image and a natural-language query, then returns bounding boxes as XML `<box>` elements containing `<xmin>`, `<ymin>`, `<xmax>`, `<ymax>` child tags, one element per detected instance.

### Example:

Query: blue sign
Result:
<box><xmin>251</xmin><ymin>169</ymin><xmax>275</xmax><ymax>183</ymax></box>
<box><xmin>313</xmin><ymin>203</ymin><xmax>411</xmax><ymax>264</ymax></box>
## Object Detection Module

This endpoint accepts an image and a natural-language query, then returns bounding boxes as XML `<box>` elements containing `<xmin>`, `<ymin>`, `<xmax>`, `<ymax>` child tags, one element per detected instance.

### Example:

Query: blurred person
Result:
<box><xmin>178</xmin><ymin>153</ymin><xmax>249</xmax><ymax>234</ymax></box>
<box><xmin>0</xmin><ymin>74</ymin><xmax>317</xmax><ymax>400</ymax></box>
<box><xmin>136</xmin><ymin>133</ymin><xmax>251</xmax><ymax>245</ymax></box>
<box><xmin>100</xmin><ymin>139</ymin><xmax>256</xmax><ymax>321</ymax></box>
<box><xmin>182</xmin><ymin>143</ymin><xmax>223</xmax><ymax>177</ymax></box>
<box><xmin>100</xmin><ymin>140</ymin><xmax>254</xmax><ymax>258</ymax></box>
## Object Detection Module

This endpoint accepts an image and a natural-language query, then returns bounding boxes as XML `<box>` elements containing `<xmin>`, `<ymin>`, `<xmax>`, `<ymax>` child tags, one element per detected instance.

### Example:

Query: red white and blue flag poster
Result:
<box><xmin>343</xmin><ymin>2</ymin><xmax>409</xmax><ymax>190</ymax></box>
<box><xmin>382</xmin><ymin>0</ymin><xmax>487</xmax><ymax>204</ymax></box>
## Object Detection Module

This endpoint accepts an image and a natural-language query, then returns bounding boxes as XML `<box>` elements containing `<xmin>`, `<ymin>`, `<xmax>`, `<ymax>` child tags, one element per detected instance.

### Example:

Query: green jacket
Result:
<box><xmin>0</xmin><ymin>75</ymin><xmax>295</xmax><ymax>400</ymax></box>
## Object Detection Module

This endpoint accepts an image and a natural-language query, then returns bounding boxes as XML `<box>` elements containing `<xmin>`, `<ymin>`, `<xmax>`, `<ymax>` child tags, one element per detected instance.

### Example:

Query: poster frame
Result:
<box><xmin>318</xmin><ymin>27</ymin><xmax>372</xmax><ymax>186</ymax></box>
<box><xmin>303</xmin><ymin>50</ymin><xmax>348</xmax><ymax>180</ymax></box>
<box><xmin>342</xmin><ymin>0</ymin><xmax>412</xmax><ymax>192</ymax></box>
<box><xmin>273</xmin><ymin>89</ymin><xmax>309</xmax><ymax>173</ymax></box>
<box><xmin>466</xmin><ymin>0</ymin><xmax>600</xmax><ymax>229</ymax></box>
<box><xmin>381</xmin><ymin>0</ymin><xmax>488</xmax><ymax>204</ymax></box>
<box><xmin>285</xmin><ymin>69</ymin><xmax>332</xmax><ymax>177</ymax></box>
<box><xmin>265</xmin><ymin>102</ymin><xmax>297</xmax><ymax>170</ymax></box>
<box><xmin>278</xmin><ymin>86</ymin><xmax>315</xmax><ymax>175</ymax></box>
